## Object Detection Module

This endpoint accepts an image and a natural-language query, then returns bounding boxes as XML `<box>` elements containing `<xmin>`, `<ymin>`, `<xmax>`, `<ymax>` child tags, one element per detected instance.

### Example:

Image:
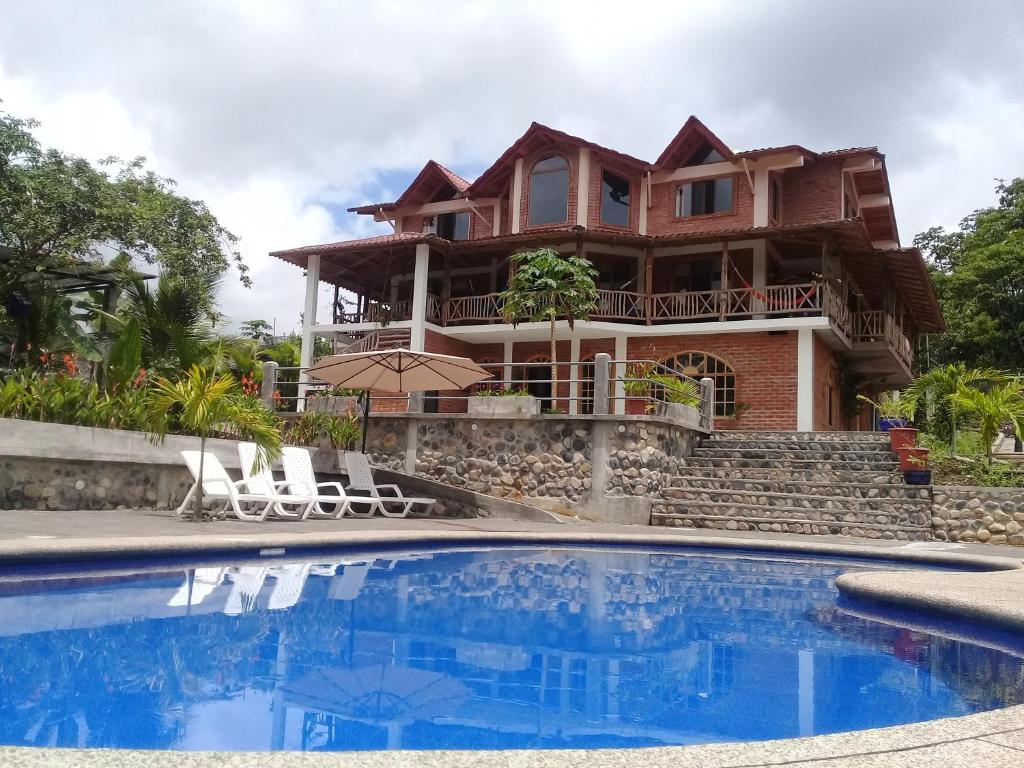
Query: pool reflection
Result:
<box><xmin>0</xmin><ymin>548</ymin><xmax>1022</xmax><ymax>751</ymax></box>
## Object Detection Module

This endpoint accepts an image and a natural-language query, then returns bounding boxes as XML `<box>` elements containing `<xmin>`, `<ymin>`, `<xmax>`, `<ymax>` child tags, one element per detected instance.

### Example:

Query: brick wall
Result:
<box><xmin>781</xmin><ymin>158</ymin><xmax>843</xmax><ymax>225</ymax></box>
<box><xmin>469</xmin><ymin>204</ymin><xmax>495</xmax><ymax>240</ymax></box>
<box><xmin>645</xmin><ymin>173</ymin><xmax>754</xmax><ymax>236</ymax></box>
<box><xmin>424</xmin><ymin>330</ymin><xmax>502</xmax><ymax>413</ymax></box>
<box><xmin>628</xmin><ymin>332</ymin><xmax>799</xmax><ymax>430</ymax></box>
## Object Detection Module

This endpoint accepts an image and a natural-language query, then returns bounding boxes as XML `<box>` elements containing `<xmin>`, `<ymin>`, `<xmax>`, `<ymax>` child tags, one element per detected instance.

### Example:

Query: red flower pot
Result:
<box><xmin>889</xmin><ymin>427</ymin><xmax>918</xmax><ymax>452</ymax></box>
<box><xmin>896</xmin><ymin>447</ymin><xmax>929</xmax><ymax>472</ymax></box>
<box><xmin>625</xmin><ymin>397</ymin><xmax>648</xmax><ymax>415</ymax></box>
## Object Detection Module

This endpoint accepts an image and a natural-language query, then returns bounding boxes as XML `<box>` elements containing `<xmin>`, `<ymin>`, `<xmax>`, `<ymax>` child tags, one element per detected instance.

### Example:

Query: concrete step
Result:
<box><xmin>692</xmin><ymin>447</ymin><xmax>897</xmax><ymax>463</ymax></box>
<box><xmin>668</xmin><ymin>475</ymin><xmax>929</xmax><ymax>500</ymax></box>
<box><xmin>650</xmin><ymin>511</ymin><xmax>932</xmax><ymax>541</ymax></box>
<box><xmin>672</xmin><ymin>465</ymin><xmax>906</xmax><ymax>484</ymax></box>
<box><xmin>700</xmin><ymin>438</ymin><xmax>893</xmax><ymax>453</ymax></box>
<box><xmin>682</xmin><ymin>456</ymin><xmax>900</xmax><ymax>472</ymax></box>
<box><xmin>652</xmin><ymin>498</ymin><xmax>931</xmax><ymax>526</ymax></box>
<box><xmin>661</xmin><ymin>487</ymin><xmax>931</xmax><ymax>512</ymax></box>
<box><xmin>708</xmin><ymin>431</ymin><xmax>890</xmax><ymax>444</ymax></box>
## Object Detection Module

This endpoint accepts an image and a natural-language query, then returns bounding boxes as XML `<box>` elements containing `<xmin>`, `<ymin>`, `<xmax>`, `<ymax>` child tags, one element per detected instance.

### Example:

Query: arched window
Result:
<box><xmin>662</xmin><ymin>351</ymin><xmax>735</xmax><ymax>417</ymax></box>
<box><xmin>528</xmin><ymin>155</ymin><xmax>569</xmax><ymax>226</ymax></box>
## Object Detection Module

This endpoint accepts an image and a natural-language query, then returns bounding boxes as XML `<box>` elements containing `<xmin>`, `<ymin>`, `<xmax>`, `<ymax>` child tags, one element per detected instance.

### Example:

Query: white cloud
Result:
<box><xmin>2</xmin><ymin>0</ymin><xmax>1023</xmax><ymax>333</ymax></box>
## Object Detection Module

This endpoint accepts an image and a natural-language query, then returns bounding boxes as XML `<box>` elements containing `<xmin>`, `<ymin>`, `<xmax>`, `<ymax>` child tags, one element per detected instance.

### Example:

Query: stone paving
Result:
<box><xmin>1</xmin><ymin>509</ymin><xmax>1023</xmax><ymax>767</ymax></box>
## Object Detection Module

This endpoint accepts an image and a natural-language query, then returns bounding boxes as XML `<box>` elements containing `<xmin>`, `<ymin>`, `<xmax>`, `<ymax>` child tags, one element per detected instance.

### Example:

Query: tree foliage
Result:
<box><xmin>500</xmin><ymin>248</ymin><xmax>599</xmax><ymax>389</ymax></box>
<box><xmin>0</xmin><ymin>107</ymin><xmax>245</xmax><ymax>361</ymax></box>
<box><xmin>947</xmin><ymin>382</ymin><xmax>1024</xmax><ymax>463</ymax></box>
<box><xmin>916</xmin><ymin>179</ymin><xmax>1024</xmax><ymax>369</ymax></box>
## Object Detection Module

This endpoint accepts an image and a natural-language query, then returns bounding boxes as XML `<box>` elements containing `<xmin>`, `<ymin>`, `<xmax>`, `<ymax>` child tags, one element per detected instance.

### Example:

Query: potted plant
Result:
<box><xmin>888</xmin><ymin>425</ymin><xmax>919</xmax><ymax>451</ymax></box>
<box><xmin>467</xmin><ymin>387</ymin><xmax>540</xmax><ymax>416</ymax></box>
<box><xmin>856</xmin><ymin>391</ymin><xmax>915</xmax><ymax>432</ymax></box>
<box><xmin>902</xmin><ymin>452</ymin><xmax>932</xmax><ymax>485</ymax></box>
<box><xmin>623</xmin><ymin>363</ymin><xmax>654</xmax><ymax>415</ymax></box>
<box><xmin>647</xmin><ymin>373</ymin><xmax>702</xmax><ymax>426</ymax></box>
<box><xmin>306</xmin><ymin>385</ymin><xmax>360</xmax><ymax>416</ymax></box>
<box><xmin>895</xmin><ymin>445</ymin><xmax>929</xmax><ymax>472</ymax></box>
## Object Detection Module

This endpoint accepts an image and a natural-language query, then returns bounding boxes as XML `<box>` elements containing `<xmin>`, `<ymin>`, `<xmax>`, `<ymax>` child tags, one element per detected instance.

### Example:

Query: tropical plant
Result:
<box><xmin>472</xmin><ymin>386</ymin><xmax>531</xmax><ymax>397</ymax></box>
<box><xmin>286</xmin><ymin>411</ymin><xmax>361</xmax><ymax>450</ymax></box>
<box><xmin>147</xmin><ymin>366</ymin><xmax>282</xmax><ymax>519</ymax></box>
<box><xmin>906</xmin><ymin>363</ymin><xmax>1012</xmax><ymax>453</ymax></box>
<box><xmin>622</xmin><ymin>363</ymin><xmax>655</xmax><ymax>396</ymax></box>
<box><xmin>947</xmin><ymin>382</ymin><xmax>1024</xmax><ymax>464</ymax></box>
<box><xmin>500</xmin><ymin>247</ymin><xmax>599</xmax><ymax>392</ymax></box>
<box><xmin>856</xmin><ymin>391</ymin><xmax>915</xmax><ymax>421</ymax></box>
<box><xmin>1</xmin><ymin>108</ymin><xmax>244</xmax><ymax>363</ymax></box>
<box><xmin>239</xmin><ymin>319</ymin><xmax>272</xmax><ymax>340</ymax></box>
<box><xmin>647</xmin><ymin>373</ymin><xmax>702</xmax><ymax>407</ymax></box>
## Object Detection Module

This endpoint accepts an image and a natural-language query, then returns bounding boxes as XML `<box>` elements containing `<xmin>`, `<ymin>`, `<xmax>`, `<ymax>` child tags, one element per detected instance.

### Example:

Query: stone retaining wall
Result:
<box><xmin>930</xmin><ymin>486</ymin><xmax>1024</xmax><ymax>545</ymax></box>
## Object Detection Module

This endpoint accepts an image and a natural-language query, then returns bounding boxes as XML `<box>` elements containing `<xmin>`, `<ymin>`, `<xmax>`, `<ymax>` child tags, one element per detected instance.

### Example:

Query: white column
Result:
<box><xmin>753</xmin><ymin>166</ymin><xmax>770</xmax><ymax>228</ymax></box>
<box><xmin>613</xmin><ymin>335</ymin><xmax>627</xmax><ymax>416</ymax></box>
<box><xmin>638</xmin><ymin>176</ymin><xmax>649</xmax><ymax>235</ymax></box>
<box><xmin>297</xmin><ymin>253</ymin><xmax>321</xmax><ymax>409</ymax></box>
<box><xmin>798</xmin><ymin>649</ymin><xmax>815</xmax><ymax>736</ymax></box>
<box><xmin>511</xmin><ymin>158</ymin><xmax>524</xmax><ymax>234</ymax></box>
<box><xmin>503</xmin><ymin>339</ymin><xmax>514</xmax><ymax>389</ymax></box>
<box><xmin>752</xmin><ymin>239</ymin><xmax>767</xmax><ymax>319</ymax></box>
<box><xmin>409</xmin><ymin>243</ymin><xmax>429</xmax><ymax>352</ymax></box>
<box><xmin>797</xmin><ymin>328</ymin><xmax>815</xmax><ymax>431</ymax></box>
<box><xmin>491</xmin><ymin>205</ymin><xmax>501</xmax><ymax>237</ymax></box>
<box><xmin>576</xmin><ymin>148</ymin><xmax>590</xmax><ymax>227</ymax></box>
<box><xmin>568</xmin><ymin>337</ymin><xmax>581</xmax><ymax>415</ymax></box>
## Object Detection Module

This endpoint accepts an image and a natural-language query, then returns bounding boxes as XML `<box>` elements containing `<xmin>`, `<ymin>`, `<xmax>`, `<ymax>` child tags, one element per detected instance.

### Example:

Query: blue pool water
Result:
<box><xmin>0</xmin><ymin>546</ymin><xmax>1022</xmax><ymax>752</ymax></box>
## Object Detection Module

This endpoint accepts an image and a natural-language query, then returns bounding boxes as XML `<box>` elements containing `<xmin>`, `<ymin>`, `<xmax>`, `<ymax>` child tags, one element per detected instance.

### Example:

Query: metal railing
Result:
<box><xmin>263</xmin><ymin>355</ymin><xmax>714</xmax><ymax>431</ymax></box>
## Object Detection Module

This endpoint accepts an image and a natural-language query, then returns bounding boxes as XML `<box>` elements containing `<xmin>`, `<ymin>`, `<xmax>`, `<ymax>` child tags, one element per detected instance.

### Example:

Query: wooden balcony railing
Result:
<box><xmin>445</xmin><ymin>292</ymin><xmax>504</xmax><ymax>323</ymax></box>
<box><xmin>594</xmin><ymin>289</ymin><xmax>645</xmax><ymax>320</ymax></box>
<box><xmin>850</xmin><ymin>310</ymin><xmax>913</xmax><ymax>369</ymax></box>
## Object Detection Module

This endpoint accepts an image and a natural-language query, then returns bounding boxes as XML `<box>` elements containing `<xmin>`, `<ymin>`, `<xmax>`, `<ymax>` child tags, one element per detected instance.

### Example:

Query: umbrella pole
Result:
<box><xmin>360</xmin><ymin>389</ymin><xmax>371</xmax><ymax>455</ymax></box>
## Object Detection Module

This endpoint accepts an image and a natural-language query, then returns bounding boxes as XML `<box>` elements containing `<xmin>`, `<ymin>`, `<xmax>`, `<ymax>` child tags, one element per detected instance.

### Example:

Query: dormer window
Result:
<box><xmin>425</xmin><ymin>211</ymin><xmax>470</xmax><ymax>240</ymax></box>
<box><xmin>600</xmin><ymin>170</ymin><xmax>630</xmax><ymax>227</ymax></box>
<box><xmin>676</xmin><ymin>177</ymin><xmax>734</xmax><ymax>217</ymax></box>
<box><xmin>528</xmin><ymin>155</ymin><xmax>569</xmax><ymax>226</ymax></box>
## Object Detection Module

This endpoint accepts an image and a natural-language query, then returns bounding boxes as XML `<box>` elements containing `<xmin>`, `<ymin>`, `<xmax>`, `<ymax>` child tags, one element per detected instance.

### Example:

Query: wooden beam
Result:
<box><xmin>644</xmin><ymin>248</ymin><xmax>653</xmax><ymax>326</ymax></box>
<box><xmin>858</xmin><ymin>194</ymin><xmax>891</xmax><ymax>209</ymax></box>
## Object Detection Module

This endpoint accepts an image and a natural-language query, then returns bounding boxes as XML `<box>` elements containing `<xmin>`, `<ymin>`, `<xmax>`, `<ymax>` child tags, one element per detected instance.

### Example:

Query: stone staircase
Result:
<box><xmin>652</xmin><ymin>431</ymin><xmax>933</xmax><ymax>541</ymax></box>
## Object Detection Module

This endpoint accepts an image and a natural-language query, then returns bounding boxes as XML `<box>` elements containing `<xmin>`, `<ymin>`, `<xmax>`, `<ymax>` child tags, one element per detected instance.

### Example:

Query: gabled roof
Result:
<box><xmin>467</xmin><ymin>122</ymin><xmax>650</xmax><ymax>198</ymax></box>
<box><xmin>654</xmin><ymin>115</ymin><xmax>735</xmax><ymax>169</ymax></box>
<box><xmin>347</xmin><ymin>160</ymin><xmax>471</xmax><ymax>214</ymax></box>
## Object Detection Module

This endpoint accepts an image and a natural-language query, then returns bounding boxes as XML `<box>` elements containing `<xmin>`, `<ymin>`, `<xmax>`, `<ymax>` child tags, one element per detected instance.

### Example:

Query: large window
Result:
<box><xmin>663</xmin><ymin>351</ymin><xmax>735</xmax><ymax>417</ymax></box>
<box><xmin>676</xmin><ymin>177</ymin><xmax>734</xmax><ymax>217</ymax></box>
<box><xmin>600</xmin><ymin>170</ymin><xmax>630</xmax><ymax>227</ymax></box>
<box><xmin>431</xmin><ymin>211</ymin><xmax>470</xmax><ymax>240</ymax></box>
<box><xmin>528</xmin><ymin>155</ymin><xmax>569</xmax><ymax>226</ymax></box>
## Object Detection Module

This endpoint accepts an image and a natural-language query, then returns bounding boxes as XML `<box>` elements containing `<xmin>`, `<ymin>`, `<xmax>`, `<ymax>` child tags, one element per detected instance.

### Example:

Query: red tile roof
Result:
<box><xmin>270</xmin><ymin>232</ymin><xmax>440</xmax><ymax>266</ymax></box>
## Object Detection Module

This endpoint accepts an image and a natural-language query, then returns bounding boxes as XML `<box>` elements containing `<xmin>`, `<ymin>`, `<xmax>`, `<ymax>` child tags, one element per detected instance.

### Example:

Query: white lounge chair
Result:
<box><xmin>167</xmin><ymin>567</ymin><xmax>227</xmax><ymax>607</ymax></box>
<box><xmin>267</xmin><ymin>563</ymin><xmax>311</xmax><ymax>610</ymax></box>
<box><xmin>281</xmin><ymin>446</ymin><xmax>381</xmax><ymax>518</ymax></box>
<box><xmin>178</xmin><ymin>450</ymin><xmax>314</xmax><ymax>522</ymax></box>
<box><xmin>237</xmin><ymin>442</ymin><xmax>314</xmax><ymax>520</ymax></box>
<box><xmin>223</xmin><ymin>566</ymin><xmax>269</xmax><ymax>615</ymax></box>
<box><xmin>343</xmin><ymin>452</ymin><xmax>436</xmax><ymax>518</ymax></box>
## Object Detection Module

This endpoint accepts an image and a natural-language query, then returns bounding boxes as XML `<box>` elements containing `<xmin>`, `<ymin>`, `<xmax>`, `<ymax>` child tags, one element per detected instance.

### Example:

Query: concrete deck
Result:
<box><xmin>1</xmin><ymin>508</ymin><xmax>1024</xmax><ymax>767</ymax></box>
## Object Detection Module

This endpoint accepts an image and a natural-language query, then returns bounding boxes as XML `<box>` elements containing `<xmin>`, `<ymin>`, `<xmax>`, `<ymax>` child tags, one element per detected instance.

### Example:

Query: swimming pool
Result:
<box><xmin>0</xmin><ymin>546</ymin><xmax>1021</xmax><ymax>751</ymax></box>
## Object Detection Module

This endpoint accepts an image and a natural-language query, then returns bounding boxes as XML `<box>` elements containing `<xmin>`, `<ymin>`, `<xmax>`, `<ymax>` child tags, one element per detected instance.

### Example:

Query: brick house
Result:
<box><xmin>271</xmin><ymin>117</ymin><xmax>943</xmax><ymax>431</ymax></box>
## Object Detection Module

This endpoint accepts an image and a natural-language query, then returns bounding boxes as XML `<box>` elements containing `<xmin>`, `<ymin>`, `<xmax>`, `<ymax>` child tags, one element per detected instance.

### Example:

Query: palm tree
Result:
<box><xmin>148</xmin><ymin>365</ymin><xmax>282</xmax><ymax>519</ymax></box>
<box><xmin>500</xmin><ymin>248</ymin><xmax>599</xmax><ymax>396</ymax></box>
<box><xmin>907</xmin><ymin>364</ymin><xmax>1011</xmax><ymax>453</ymax></box>
<box><xmin>947</xmin><ymin>382</ymin><xmax>1024</xmax><ymax>464</ymax></box>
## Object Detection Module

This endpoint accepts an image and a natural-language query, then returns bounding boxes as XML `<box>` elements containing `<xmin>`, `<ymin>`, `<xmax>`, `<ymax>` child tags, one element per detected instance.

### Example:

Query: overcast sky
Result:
<box><xmin>2</xmin><ymin>0</ymin><xmax>1022</xmax><ymax>333</ymax></box>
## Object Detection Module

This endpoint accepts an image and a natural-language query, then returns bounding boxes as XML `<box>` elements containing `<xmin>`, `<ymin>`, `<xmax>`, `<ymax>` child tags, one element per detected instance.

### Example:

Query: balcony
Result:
<box><xmin>328</xmin><ymin>283</ymin><xmax>913</xmax><ymax>369</ymax></box>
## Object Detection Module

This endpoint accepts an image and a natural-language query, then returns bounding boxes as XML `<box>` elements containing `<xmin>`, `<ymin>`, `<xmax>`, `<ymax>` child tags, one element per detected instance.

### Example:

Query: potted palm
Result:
<box><xmin>856</xmin><ymin>391</ymin><xmax>915</xmax><ymax>432</ymax></box>
<box><xmin>647</xmin><ymin>373</ymin><xmax>702</xmax><ymax>427</ymax></box>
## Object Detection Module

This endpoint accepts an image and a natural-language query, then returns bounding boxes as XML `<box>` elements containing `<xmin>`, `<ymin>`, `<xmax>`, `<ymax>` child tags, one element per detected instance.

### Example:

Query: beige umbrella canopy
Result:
<box><xmin>307</xmin><ymin>349</ymin><xmax>492</xmax><ymax>393</ymax></box>
<box><xmin>306</xmin><ymin>349</ymin><xmax>492</xmax><ymax>453</ymax></box>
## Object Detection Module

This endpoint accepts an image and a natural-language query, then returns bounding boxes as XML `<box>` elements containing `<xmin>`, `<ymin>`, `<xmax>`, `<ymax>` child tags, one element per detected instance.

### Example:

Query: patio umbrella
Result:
<box><xmin>306</xmin><ymin>349</ymin><xmax>492</xmax><ymax>453</ymax></box>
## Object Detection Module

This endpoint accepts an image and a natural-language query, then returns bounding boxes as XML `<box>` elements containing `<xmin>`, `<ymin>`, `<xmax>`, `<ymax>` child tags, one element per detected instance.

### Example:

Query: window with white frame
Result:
<box><xmin>676</xmin><ymin>177</ymin><xmax>734</xmax><ymax>217</ymax></box>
